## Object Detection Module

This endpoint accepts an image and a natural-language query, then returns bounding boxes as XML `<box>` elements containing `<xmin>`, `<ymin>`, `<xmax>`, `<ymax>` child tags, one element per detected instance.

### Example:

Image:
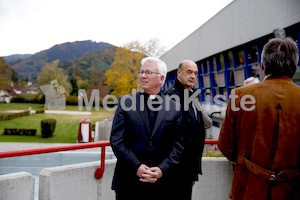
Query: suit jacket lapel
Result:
<box><xmin>136</xmin><ymin>92</ymin><xmax>151</xmax><ymax>135</ymax></box>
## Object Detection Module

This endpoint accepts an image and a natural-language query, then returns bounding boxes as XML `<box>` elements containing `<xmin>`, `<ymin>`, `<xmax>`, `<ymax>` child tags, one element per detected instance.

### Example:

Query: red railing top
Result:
<box><xmin>0</xmin><ymin>141</ymin><xmax>110</xmax><ymax>159</ymax></box>
<box><xmin>0</xmin><ymin>139</ymin><xmax>217</xmax><ymax>159</ymax></box>
<box><xmin>205</xmin><ymin>139</ymin><xmax>218</xmax><ymax>145</ymax></box>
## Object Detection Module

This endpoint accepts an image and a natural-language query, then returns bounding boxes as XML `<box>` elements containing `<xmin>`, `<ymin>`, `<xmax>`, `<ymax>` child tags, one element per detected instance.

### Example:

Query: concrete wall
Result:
<box><xmin>0</xmin><ymin>158</ymin><xmax>233</xmax><ymax>200</ymax></box>
<box><xmin>39</xmin><ymin>160</ymin><xmax>115</xmax><ymax>200</ymax></box>
<box><xmin>193</xmin><ymin>158</ymin><xmax>233</xmax><ymax>200</ymax></box>
<box><xmin>0</xmin><ymin>171</ymin><xmax>34</xmax><ymax>200</ymax></box>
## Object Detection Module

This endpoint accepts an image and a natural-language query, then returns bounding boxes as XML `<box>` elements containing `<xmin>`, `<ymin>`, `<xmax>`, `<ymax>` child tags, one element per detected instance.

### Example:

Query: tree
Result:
<box><xmin>0</xmin><ymin>57</ymin><xmax>14</xmax><ymax>89</ymax></box>
<box><xmin>105</xmin><ymin>38</ymin><xmax>165</xmax><ymax>97</ymax></box>
<box><xmin>105</xmin><ymin>46</ymin><xmax>143</xmax><ymax>97</ymax></box>
<box><xmin>143</xmin><ymin>38</ymin><xmax>166</xmax><ymax>57</ymax></box>
<box><xmin>37</xmin><ymin>60</ymin><xmax>71</xmax><ymax>98</ymax></box>
<box><xmin>69</xmin><ymin>76</ymin><xmax>79</xmax><ymax>96</ymax></box>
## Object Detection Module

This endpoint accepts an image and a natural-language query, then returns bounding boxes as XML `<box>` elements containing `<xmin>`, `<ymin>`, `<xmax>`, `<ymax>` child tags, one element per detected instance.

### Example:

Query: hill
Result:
<box><xmin>61</xmin><ymin>47</ymin><xmax>117</xmax><ymax>81</ymax></box>
<box><xmin>3</xmin><ymin>54</ymin><xmax>31</xmax><ymax>65</ymax></box>
<box><xmin>4</xmin><ymin>40</ymin><xmax>117</xmax><ymax>80</ymax></box>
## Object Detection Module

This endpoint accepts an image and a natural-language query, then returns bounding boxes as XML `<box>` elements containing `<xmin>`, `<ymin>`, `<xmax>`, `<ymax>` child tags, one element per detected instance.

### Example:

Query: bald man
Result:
<box><xmin>164</xmin><ymin>60</ymin><xmax>208</xmax><ymax>200</ymax></box>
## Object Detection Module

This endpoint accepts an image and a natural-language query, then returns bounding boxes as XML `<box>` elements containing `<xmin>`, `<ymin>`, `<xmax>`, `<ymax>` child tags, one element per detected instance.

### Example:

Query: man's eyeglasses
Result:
<box><xmin>139</xmin><ymin>70</ymin><xmax>161</xmax><ymax>76</ymax></box>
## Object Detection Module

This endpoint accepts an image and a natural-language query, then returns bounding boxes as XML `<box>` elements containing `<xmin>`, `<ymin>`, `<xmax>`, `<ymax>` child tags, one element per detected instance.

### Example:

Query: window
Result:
<box><xmin>217</xmin><ymin>72</ymin><xmax>225</xmax><ymax>87</ymax></box>
<box><xmin>247</xmin><ymin>45</ymin><xmax>258</xmax><ymax>63</ymax></box>
<box><xmin>220</xmin><ymin>54</ymin><xmax>225</xmax><ymax>70</ymax></box>
<box><xmin>203</xmin><ymin>75</ymin><xmax>210</xmax><ymax>88</ymax></box>
<box><xmin>237</xmin><ymin>50</ymin><xmax>245</xmax><ymax>66</ymax></box>
<box><xmin>202</xmin><ymin>62</ymin><xmax>209</xmax><ymax>74</ymax></box>
<box><xmin>213</xmin><ymin>57</ymin><xmax>217</xmax><ymax>72</ymax></box>
<box><xmin>228</xmin><ymin>51</ymin><xmax>234</xmax><ymax>68</ymax></box>
<box><xmin>234</xmin><ymin>68</ymin><xmax>245</xmax><ymax>86</ymax></box>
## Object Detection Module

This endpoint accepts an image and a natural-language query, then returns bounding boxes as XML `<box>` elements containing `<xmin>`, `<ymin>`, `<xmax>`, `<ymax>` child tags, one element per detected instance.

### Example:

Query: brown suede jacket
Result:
<box><xmin>218</xmin><ymin>75</ymin><xmax>300</xmax><ymax>200</ymax></box>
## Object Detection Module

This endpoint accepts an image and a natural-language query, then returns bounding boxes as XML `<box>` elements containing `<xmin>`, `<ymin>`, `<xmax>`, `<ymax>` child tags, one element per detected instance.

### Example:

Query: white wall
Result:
<box><xmin>0</xmin><ymin>158</ymin><xmax>233</xmax><ymax>200</ymax></box>
<box><xmin>0</xmin><ymin>172</ymin><xmax>34</xmax><ymax>200</ymax></box>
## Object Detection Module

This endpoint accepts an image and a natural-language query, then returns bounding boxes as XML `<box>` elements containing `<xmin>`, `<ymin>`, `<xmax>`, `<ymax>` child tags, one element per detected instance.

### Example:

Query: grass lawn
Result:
<box><xmin>0</xmin><ymin>103</ymin><xmax>45</xmax><ymax>111</ymax></box>
<box><xmin>0</xmin><ymin>103</ymin><xmax>114</xmax><ymax>143</ymax></box>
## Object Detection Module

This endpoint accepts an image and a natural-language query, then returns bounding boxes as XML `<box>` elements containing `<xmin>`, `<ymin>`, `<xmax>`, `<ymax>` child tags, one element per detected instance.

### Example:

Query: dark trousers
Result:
<box><xmin>172</xmin><ymin>180</ymin><xmax>194</xmax><ymax>200</ymax></box>
<box><xmin>115</xmin><ymin>181</ymin><xmax>172</xmax><ymax>200</ymax></box>
<box><xmin>114</xmin><ymin>177</ymin><xmax>194</xmax><ymax>200</ymax></box>
<box><xmin>115</xmin><ymin>185</ymin><xmax>193</xmax><ymax>200</ymax></box>
<box><xmin>116</xmin><ymin>191</ymin><xmax>169</xmax><ymax>200</ymax></box>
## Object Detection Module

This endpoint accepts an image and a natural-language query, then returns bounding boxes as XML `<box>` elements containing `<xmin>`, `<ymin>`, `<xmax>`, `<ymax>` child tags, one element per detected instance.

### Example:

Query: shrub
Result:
<box><xmin>204</xmin><ymin>144</ymin><xmax>224</xmax><ymax>157</ymax></box>
<box><xmin>41</xmin><ymin>118</ymin><xmax>57</xmax><ymax>138</ymax></box>
<box><xmin>11</xmin><ymin>94</ymin><xmax>44</xmax><ymax>104</ymax></box>
<box><xmin>11</xmin><ymin>95</ymin><xmax>26</xmax><ymax>103</ymax></box>
<box><xmin>35</xmin><ymin>110</ymin><xmax>45</xmax><ymax>114</ymax></box>
<box><xmin>3</xmin><ymin>128</ymin><xmax>37</xmax><ymax>136</ymax></box>
<box><xmin>0</xmin><ymin>111</ymin><xmax>30</xmax><ymax>121</ymax></box>
<box><xmin>66</xmin><ymin>95</ymin><xmax>78</xmax><ymax>105</ymax></box>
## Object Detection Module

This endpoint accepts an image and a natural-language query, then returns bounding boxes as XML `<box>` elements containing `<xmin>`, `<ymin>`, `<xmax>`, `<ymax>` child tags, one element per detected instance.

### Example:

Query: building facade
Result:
<box><xmin>161</xmin><ymin>0</ymin><xmax>300</xmax><ymax>103</ymax></box>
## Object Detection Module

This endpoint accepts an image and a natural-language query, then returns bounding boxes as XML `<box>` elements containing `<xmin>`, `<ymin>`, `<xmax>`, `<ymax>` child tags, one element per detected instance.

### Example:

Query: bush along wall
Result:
<box><xmin>41</xmin><ymin>118</ymin><xmax>57</xmax><ymax>138</ymax></box>
<box><xmin>0</xmin><ymin>111</ymin><xmax>30</xmax><ymax>121</ymax></box>
<box><xmin>4</xmin><ymin>128</ymin><xmax>37</xmax><ymax>136</ymax></box>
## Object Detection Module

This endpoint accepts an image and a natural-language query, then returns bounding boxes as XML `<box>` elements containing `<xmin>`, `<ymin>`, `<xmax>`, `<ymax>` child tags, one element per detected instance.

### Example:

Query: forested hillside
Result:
<box><xmin>60</xmin><ymin>46</ymin><xmax>116</xmax><ymax>81</ymax></box>
<box><xmin>4</xmin><ymin>40</ymin><xmax>117</xmax><ymax>81</ymax></box>
<box><xmin>3</xmin><ymin>54</ymin><xmax>31</xmax><ymax>65</ymax></box>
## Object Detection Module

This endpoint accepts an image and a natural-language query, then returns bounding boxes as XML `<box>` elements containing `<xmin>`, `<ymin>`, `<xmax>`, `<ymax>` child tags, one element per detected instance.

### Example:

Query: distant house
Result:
<box><xmin>9</xmin><ymin>82</ymin><xmax>22</xmax><ymax>95</ymax></box>
<box><xmin>0</xmin><ymin>82</ymin><xmax>22</xmax><ymax>103</ymax></box>
<box><xmin>0</xmin><ymin>92</ymin><xmax>10</xmax><ymax>103</ymax></box>
<box><xmin>24</xmin><ymin>82</ymin><xmax>39</xmax><ymax>95</ymax></box>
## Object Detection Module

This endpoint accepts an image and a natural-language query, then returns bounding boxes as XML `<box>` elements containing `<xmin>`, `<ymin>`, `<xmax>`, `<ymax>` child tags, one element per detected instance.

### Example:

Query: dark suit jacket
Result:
<box><xmin>164</xmin><ymin>79</ymin><xmax>206</xmax><ymax>181</ymax></box>
<box><xmin>110</xmin><ymin>91</ymin><xmax>184</xmax><ymax>192</ymax></box>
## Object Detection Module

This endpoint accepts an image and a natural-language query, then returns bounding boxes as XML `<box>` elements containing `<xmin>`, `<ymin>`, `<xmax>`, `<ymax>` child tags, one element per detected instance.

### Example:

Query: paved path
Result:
<box><xmin>44</xmin><ymin>110</ymin><xmax>92</xmax><ymax>115</ymax></box>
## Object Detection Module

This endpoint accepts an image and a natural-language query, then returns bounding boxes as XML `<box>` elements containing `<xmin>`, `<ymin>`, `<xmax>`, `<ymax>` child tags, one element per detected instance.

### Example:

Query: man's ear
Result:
<box><xmin>177</xmin><ymin>68</ymin><xmax>181</xmax><ymax>76</ymax></box>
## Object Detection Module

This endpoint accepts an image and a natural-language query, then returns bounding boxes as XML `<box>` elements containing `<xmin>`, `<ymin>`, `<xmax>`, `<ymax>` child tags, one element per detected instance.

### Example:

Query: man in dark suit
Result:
<box><xmin>110</xmin><ymin>57</ymin><xmax>184</xmax><ymax>200</ymax></box>
<box><xmin>164</xmin><ymin>60</ymin><xmax>208</xmax><ymax>200</ymax></box>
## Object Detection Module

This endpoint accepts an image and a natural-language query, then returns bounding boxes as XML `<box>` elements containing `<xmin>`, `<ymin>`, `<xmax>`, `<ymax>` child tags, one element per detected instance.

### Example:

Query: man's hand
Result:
<box><xmin>136</xmin><ymin>164</ymin><xmax>162</xmax><ymax>183</ymax></box>
<box><xmin>148</xmin><ymin>166</ymin><xmax>163</xmax><ymax>179</ymax></box>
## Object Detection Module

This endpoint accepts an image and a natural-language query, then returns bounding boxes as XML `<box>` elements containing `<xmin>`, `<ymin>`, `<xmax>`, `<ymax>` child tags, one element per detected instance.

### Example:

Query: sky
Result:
<box><xmin>0</xmin><ymin>0</ymin><xmax>233</xmax><ymax>56</ymax></box>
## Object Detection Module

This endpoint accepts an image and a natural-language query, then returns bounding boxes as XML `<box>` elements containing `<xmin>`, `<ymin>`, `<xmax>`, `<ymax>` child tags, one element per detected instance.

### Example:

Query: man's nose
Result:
<box><xmin>140</xmin><ymin>73</ymin><xmax>147</xmax><ymax>78</ymax></box>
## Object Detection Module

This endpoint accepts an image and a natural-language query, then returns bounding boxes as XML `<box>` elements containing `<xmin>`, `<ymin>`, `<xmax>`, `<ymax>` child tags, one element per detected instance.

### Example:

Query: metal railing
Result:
<box><xmin>204</xmin><ymin>139</ymin><xmax>218</xmax><ymax>144</ymax></box>
<box><xmin>0</xmin><ymin>141</ymin><xmax>110</xmax><ymax>179</ymax></box>
<box><xmin>0</xmin><ymin>139</ymin><xmax>218</xmax><ymax>179</ymax></box>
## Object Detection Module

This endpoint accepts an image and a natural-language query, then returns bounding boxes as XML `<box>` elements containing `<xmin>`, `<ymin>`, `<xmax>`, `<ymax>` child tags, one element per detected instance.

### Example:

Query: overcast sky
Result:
<box><xmin>0</xmin><ymin>0</ymin><xmax>233</xmax><ymax>56</ymax></box>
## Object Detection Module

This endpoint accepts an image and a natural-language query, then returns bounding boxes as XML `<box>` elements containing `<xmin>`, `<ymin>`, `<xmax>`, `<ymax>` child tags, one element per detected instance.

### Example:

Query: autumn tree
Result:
<box><xmin>143</xmin><ymin>38</ymin><xmax>166</xmax><ymax>57</ymax></box>
<box><xmin>105</xmin><ymin>38</ymin><xmax>165</xmax><ymax>97</ymax></box>
<box><xmin>37</xmin><ymin>60</ymin><xmax>71</xmax><ymax>98</ymax></box>
<box><xmin>0</xmin><ymin>57</ymin><xmax>14</xmax><ymax>89</ymax></box>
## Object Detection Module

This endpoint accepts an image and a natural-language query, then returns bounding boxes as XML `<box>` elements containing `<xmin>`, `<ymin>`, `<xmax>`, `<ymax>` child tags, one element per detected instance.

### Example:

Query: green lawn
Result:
<box><xmin>0</xmin><ymin>103</ymin><xmax>45</xmax><ymax>111</ymax></box>
<box><xmin>0</xmin><ymin>103</ymin><xmax>114</xmax><ymax>143</ymax></box>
